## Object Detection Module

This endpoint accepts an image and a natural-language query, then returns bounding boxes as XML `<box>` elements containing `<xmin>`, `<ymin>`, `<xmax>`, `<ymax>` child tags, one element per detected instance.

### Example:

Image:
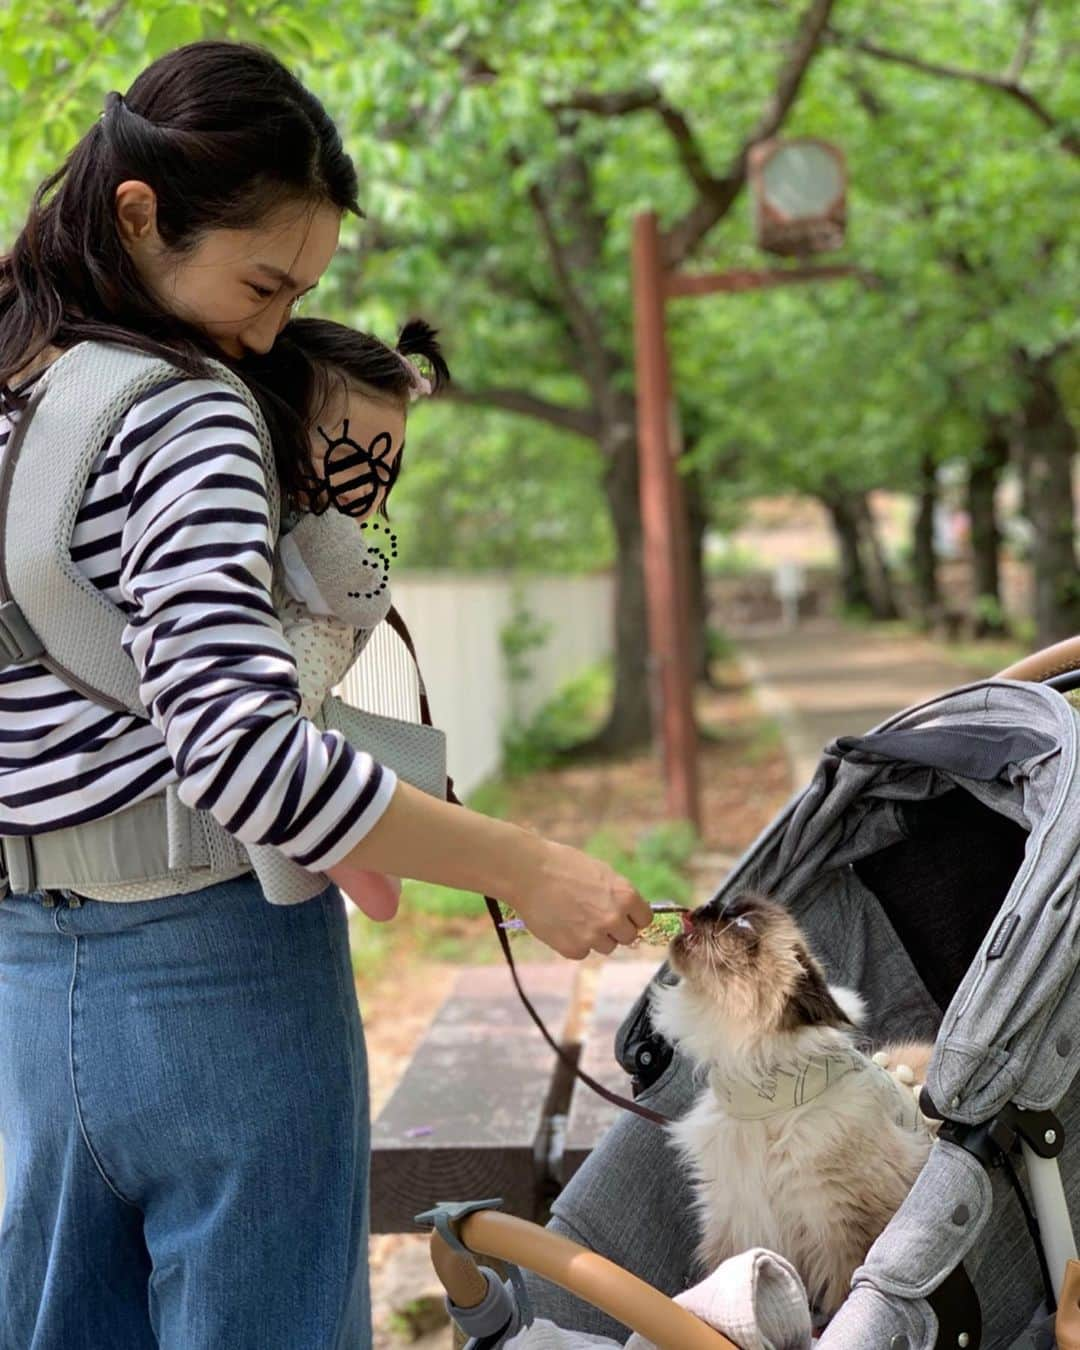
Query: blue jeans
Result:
<box><xmin>0</xmin><ymin>876</ymin><xmax>371</xmax><ymax>1349</ymax></box>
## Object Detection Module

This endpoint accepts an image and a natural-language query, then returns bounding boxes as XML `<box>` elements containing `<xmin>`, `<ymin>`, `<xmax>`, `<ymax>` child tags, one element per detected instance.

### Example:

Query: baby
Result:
<box><xmin>255</xmin><ymin>316</ymin><xmax>449</xmax><ymax>921</ymax></box>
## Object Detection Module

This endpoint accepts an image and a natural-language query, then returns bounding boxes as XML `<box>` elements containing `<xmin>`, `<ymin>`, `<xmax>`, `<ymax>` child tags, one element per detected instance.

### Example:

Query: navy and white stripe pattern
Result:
<box><xmin>0</xmin><ymin>373</ymin><xmax>396</xmax><ymax>870</ymax></box>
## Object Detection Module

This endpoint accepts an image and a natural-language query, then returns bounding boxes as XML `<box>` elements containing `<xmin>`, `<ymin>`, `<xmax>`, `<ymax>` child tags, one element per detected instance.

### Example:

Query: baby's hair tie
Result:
<box><xmin>398</xmin><ymin>353</ymin><xmax>433</xmax><ymax>403</ymax></box>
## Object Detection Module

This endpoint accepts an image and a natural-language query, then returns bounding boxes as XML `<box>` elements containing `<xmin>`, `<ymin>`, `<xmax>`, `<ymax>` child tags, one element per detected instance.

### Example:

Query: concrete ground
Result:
<box><xmin>737</xmin><ymin>620</ymin><xmax>1004</xmax><ymax>785</ymax></box>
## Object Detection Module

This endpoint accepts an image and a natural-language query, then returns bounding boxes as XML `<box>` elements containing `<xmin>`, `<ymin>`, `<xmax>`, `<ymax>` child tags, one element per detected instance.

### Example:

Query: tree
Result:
<box><xmin>678</xmin><ymin>0</ymin><xmax>1077</xmax><ymax>644</ymax></box>
<box><xmin>967</xmin><ymin>421</ymin><xmax>1011</xmax><ymax>637</ymax></box>
<box><xmin>823</xmin><ymin>0</ymin><xmax>1079</xmax><ymax>646</ymax></box>
<box><xmin>2</xmin><ymin>0</ymin><xmax>1077</xmax><ymax>694</ymax></box>
<box><xmin>321</xmin><ymin>0</ymin><xmax>839</xmax><ymax>750</ymax></box>
<box><xmin>911</xmin><ymin>451</ymin><xmax>941</xmax><ymax>626</ymax></box>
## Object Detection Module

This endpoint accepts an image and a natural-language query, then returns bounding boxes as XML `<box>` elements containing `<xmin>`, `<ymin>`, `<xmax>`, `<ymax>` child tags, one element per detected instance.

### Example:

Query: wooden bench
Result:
<box><xmin>371</xmin><ymin>959</ymin><xmax>659</xmax><ymax>1233</ymax></box>
<box><xmin>559</xmin><ymin>961</ymin><xmax>660</xmax><ymax>1184</ymax></box>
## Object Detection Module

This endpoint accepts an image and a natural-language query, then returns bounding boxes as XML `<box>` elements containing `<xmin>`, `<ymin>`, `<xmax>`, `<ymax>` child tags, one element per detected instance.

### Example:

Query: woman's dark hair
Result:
<box><xmin>0</xmin><ymin>40</ymin><xmax>360</xmax><ymax>500</ymax></box>
<box><xmin>251</xmin><ymin>316</ymin><xmax>450</xmax><ymax>517</ymax></box>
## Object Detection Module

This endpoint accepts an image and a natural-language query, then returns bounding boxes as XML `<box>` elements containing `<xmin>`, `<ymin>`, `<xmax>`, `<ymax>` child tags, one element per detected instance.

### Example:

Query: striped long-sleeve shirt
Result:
<box><xmin>0</xmin><ymin>371</ymin><xmax>396</xmax><ymax>871</ymax></box>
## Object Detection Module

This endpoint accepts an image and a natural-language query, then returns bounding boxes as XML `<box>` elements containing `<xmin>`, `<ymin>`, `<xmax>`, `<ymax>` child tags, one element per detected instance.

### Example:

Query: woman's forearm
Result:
<box><xmin>326</xmin><ymin>778</ymin><xmax>544</xmax><ymax>899</ymax></box>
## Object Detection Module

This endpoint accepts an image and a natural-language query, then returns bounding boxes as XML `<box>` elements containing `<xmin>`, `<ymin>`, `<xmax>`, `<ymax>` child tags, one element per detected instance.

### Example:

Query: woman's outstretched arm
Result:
<box><xmin>327</xmin><ymin>781</ymin><xmax>651</xmax><ymax>959</ymax></box>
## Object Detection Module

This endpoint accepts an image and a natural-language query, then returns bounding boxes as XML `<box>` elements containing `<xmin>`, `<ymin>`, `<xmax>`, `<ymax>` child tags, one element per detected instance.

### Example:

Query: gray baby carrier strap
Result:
<box><xmin>0</xmin><ymin>340</ymin><xmax>326</xmax><ymax>906</ymax></box>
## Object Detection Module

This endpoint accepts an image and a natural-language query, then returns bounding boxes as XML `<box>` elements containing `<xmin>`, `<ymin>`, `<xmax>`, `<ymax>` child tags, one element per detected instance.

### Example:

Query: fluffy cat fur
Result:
<box><xmin>652</xmin><ymin>892</ymin><xmax>934</xmax><ymax>1316</ymax></box>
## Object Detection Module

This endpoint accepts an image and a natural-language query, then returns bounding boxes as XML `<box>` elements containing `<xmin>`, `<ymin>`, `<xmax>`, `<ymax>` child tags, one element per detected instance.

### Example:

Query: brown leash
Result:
<box><xmin>384</xmin><ymin>607</ymin><xmax>669</xmax><ymax>1128</ymax></box>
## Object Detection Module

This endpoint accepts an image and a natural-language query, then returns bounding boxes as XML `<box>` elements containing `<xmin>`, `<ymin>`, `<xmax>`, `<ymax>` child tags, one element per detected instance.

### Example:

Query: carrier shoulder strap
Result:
<box><xmin>0</xmin><ymin>340</ymin><xmax>281</xmax><ymax>715</ymax></box>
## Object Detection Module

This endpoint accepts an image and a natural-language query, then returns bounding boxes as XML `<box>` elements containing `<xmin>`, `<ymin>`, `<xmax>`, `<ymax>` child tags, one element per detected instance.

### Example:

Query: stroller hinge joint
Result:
<box><xmin>937</xmin><ymin>1103</ymin><xmax>1065</xmax><ymax>1164</ymax></box>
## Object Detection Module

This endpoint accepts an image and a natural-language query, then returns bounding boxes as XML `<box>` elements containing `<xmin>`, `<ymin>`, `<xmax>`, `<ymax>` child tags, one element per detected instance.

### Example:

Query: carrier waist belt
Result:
<box><xmin>0</xmin><ymin>794</ymin><xmax>250</xmax><ymax>895</ymax></box>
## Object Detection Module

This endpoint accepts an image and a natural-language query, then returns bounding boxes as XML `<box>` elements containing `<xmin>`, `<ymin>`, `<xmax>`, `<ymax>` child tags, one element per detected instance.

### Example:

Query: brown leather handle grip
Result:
<box><xmin>996</xmin><ymin>637</ymin><xmax>1080</xmax><ymax>683</ymax></box>
<box><xmin>432</xmin><ymin>1209</ymin><xmax>740</xmax><ymax>1350</ymax></box>
<box><xmin>430</xmin><ymin>1230</ymin><xmax>491</xmax><ymax>1309</ymax></box>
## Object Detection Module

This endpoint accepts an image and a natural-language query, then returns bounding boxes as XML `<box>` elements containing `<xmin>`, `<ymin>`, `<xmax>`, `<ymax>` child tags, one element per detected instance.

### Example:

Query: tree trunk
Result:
<box><xmin>594</xmin><ymin>420</ymin><xmax>653</xmax><ymax>752</ymax></box>
<box><xmin>1014</xmin><ymin>352</ymin><xmax>1080</xmax><ymax>648</ymax></box>
<box><xmin>854</xmin><ymin>492</ymin><xmax>902</xmax><ymax>620</ymax></box>
<box><xmin>821</xmin><ymin>490</ymin><xmax>874</xmax><ymax>614</ymax></box>
<box><xmin>912</xmin><ymin>452</ymin><xmax>940</xmax><ymax>627</ymax></box>
<box><xmin>966</xmin><ymin>424</ymin><xmax>1009</xmax><ymax>637</ymax></box>
<box><xmin>682</xmin><ymin>460</ymin><xmax>711</xmax><ymax>684</ymax></box>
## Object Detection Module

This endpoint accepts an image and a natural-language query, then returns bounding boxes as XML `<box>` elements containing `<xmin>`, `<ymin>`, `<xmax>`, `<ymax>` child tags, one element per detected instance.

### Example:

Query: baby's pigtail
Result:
<box><xmin>396</xmin><ymin>318</ymin><xmax>451</xmax><ymax>395</ymax></box>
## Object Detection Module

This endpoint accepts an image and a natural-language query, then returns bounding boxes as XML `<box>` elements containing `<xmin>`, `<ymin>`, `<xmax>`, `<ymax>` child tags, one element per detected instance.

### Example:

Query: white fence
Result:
<box><xmin>336</xmin><ymin>572</ymin><xmax>615</xmax><ymax>798</ymax></box>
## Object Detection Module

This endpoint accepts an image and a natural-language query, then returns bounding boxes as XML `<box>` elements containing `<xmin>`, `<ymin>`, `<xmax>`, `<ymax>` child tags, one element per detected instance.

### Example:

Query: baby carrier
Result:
<box><xmin>0</xmin><ymin>340</ymin><xmax>445</xmax><ymax>906</ymax></box>
<box><xmin>418</xmin><ymin>651</ymin><xmax>1080</xmax><ymax>1350</ymax></box>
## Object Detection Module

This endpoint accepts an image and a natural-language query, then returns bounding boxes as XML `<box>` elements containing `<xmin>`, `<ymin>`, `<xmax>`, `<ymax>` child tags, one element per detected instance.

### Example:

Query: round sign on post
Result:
<box><xmin>749</xmin><ymin>137</ymin><xmax>846</xmax><ymax>257</ymax></box>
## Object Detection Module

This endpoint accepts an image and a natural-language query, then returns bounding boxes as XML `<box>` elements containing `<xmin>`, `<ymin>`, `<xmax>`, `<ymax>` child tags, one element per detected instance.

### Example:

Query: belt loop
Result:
<box><xmin>2</xmin><ymin>835</ymin><xmax>36</xmax><ymax>894</ymax></box>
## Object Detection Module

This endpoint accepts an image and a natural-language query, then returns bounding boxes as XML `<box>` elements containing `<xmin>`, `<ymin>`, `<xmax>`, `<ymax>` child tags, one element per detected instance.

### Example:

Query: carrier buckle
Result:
<box><xmin>414</xmin><ymin>1198</ymin><xmax>505</xmax><ymax>1258</ymax></box>
<box><xmin>0</xmin><ymin>601</ymin><xmax>44</xmax><ymax>665</ymax></box>
<box><xmin>927</xmin><ymin>1096</ymin><xmax>1067</xmax><ymax>1325</ymax></box>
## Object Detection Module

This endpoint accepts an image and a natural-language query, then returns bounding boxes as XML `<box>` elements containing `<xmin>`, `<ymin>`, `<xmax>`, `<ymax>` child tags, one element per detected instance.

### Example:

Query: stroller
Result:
<box><xmin>417</xmin><ymin>639</ymin><xmax>1080</xmax><ymax>1350</ymax></box>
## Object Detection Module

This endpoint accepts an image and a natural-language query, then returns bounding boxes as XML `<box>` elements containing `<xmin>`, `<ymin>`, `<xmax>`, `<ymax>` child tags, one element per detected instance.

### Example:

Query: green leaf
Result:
<box><xmin>145</xmin><ymin>6</ymin><xmax>204</xmax><ymax>54</ymax></box>
<box><xmin>3</xmin><ymin>51</ymin><xmax>31</xmax><ymax>93</ymax></box>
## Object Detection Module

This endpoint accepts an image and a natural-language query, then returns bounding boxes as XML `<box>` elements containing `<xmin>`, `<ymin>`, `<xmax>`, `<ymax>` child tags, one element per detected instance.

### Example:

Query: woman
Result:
<box><xmin>0</xmin><ymin>41</ymin><xmax>649</xmax><ymax>1350</ymax></box>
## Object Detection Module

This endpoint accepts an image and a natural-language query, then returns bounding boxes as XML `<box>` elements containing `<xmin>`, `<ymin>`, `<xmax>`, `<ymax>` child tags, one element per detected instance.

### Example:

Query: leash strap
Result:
<box><xmin>478</xmin><ymin>892</ymin><xmax>669</xmax><ymax>1127</ymax></box>
<box><xmin>384</xmin><ymin>605</ymin><xmax>670</xmax><ymax>1129</ymax></box>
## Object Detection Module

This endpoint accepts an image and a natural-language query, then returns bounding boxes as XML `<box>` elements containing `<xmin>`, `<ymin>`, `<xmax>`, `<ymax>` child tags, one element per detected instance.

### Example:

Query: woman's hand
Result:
<box><xmin>334</xmin><ymin>866</ymin><xmax>401</xmax><ymax>922</ymax></box>
<box><xmin>502</xmin><ymin>839</ymin><xmax>652</xmax><ymax>961</ymax></box>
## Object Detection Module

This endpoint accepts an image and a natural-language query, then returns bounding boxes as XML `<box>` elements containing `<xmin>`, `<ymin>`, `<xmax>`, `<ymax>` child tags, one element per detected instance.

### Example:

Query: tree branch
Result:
<box><xmin>521</xmin><ymin>177</ymin><xmax>602</xmax><ymax>353</ymax></box>
<box><xmin>550</xmin><ymin>87</ymin><xmax>656</xmax><ymax>117</ymax></box>
<box><xmin>829</xmin><ymin>25</ymin><xmax>1078</xmax><ymax>156</ymax></box>
<box><xmin>512</xmin><ymin>151</ymin><xmax>618</xmax><ymax>400</ymax></box>
<box><xmin>662</xmin><ymin>0</ymin><xmax>839</xmax><ymax>266</ymax></box>
<box><xmin>443</xmin><ymin>384</ymin><xmax>600</xmax><ymax>439</ymax></box>
<box><xmin>546</xmin><ymin>0</ymin><xmax>837</xmax><ymax>268</ymax></box>
<box><xmin>550</xmin><ymin>86</ymin><xmax>719</xmax><ymax>197</ymax></box>
<box><xmin>1006</xmin><ymin>0</ymin><xmax>1042</xmax><ymax>84</ymax></box>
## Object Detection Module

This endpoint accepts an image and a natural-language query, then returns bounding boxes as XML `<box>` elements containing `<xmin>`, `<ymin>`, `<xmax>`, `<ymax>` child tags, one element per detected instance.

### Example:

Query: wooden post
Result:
<box><xmin>631</xmin><ymin>212</ymin><xmax>700</xmax><ymax>828</ymax></box>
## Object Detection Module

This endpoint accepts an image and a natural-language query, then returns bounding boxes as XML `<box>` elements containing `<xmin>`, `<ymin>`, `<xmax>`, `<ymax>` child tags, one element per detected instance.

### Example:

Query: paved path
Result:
<box><xmin>738</xmin><ymin>621</ymin><xmax>1003</xmax><ymax>785</ymax></box>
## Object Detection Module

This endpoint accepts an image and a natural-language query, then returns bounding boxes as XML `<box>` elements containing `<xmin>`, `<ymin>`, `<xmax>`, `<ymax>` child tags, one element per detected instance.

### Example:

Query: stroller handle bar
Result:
<box><xmin>997</xmin><ymin>637</ymin><xmax>1080</xmax><ymax>688</ymax></box>
<box><xmin>430</xmin><ymin>1209</ymin><xmax>740</xmax><ymax>1350</ymax></box>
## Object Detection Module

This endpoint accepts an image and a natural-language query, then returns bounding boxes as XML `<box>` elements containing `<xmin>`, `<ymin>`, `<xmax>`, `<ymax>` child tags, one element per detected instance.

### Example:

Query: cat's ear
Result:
<box><xmin>828</xmin><ymin>985</ymin><xmax>866</xmax><ymax>1026</ymax></box>
<box><xmin>783</xmin><ymin>951</ymin><xmax>857</xmax><ymax>1030</ymax></box>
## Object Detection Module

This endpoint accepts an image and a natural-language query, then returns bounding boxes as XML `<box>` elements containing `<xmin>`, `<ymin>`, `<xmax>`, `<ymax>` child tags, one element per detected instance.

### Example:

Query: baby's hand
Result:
<box><xmin>343</xmin><ymin>870</ymin><xmax>402</xmax><ymax>922</ymax></box>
